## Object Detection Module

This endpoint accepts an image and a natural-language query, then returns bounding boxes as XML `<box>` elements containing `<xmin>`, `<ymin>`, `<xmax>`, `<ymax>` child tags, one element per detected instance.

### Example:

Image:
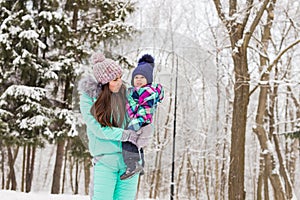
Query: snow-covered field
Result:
<box><xmin>0</xmin><ymin>190</ymin><xmax>155</xmax><ymax>200</ymax></box>
<box><xmin>0</xmin><ymin>190</ymin><xmax>89</xmax><ymax>200</ymax></box>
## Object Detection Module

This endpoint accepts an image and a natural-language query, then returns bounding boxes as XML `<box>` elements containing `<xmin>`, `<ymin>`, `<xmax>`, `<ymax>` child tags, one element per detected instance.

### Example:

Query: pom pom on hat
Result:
<box><xmin>138</xmin><ymin>54</ymin><xmax>154</xmax><ymax>65</ymax></box>
<box><xmin>91</xmin><ymin>52</ymin><xmax>123</xmax><ymax>84</ymax></box>
<box><xmin>91</xmin><ymin>52</ymin><xmax>105</xmax><ymax>64</ymax></box>
<box><xmin>131</xmin><ymin>54</ymin><xmax>155</xmax><ymax>86</ymax></box>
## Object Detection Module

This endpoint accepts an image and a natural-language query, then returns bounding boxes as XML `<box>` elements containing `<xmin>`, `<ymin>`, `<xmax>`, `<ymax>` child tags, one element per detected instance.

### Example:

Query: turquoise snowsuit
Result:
<box><xmin>79</xmin><ymin>76</ymin><xmax>139</xmax><ymax>200</ymax></box>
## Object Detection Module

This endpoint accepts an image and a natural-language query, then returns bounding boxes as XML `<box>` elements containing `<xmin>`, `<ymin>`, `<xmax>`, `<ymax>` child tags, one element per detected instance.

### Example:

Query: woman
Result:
<box><xmin>78</xmin><ymin>52</ymin><xmax>152</xmax><ymax>200</ymax></box>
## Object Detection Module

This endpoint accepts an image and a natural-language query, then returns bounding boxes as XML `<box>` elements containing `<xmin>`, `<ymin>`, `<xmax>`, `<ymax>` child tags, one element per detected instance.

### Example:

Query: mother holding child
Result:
<box><xmin>78</xmin><ymin>52</ymin><xmax>164</xmax><ymax>200</ymax></box>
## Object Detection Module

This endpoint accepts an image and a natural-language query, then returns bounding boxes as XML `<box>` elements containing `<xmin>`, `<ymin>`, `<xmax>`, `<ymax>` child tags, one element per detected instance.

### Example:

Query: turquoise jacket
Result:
<box><xmin>78</xmin><ymin>75</ymin><xmax>126</xmax><ymax>157</ymax></box>
<box><xmin>79</xmin><ymin>75</ymin><xmax>139</xmax><ymax>200</ymax></box>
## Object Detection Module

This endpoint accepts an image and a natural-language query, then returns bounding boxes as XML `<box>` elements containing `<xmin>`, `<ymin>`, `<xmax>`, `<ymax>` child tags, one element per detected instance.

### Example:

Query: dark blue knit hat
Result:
<box><xmin>131</xmin><ymin>54</ymin><xmax>155</xmax><ymax>86</ymax></box>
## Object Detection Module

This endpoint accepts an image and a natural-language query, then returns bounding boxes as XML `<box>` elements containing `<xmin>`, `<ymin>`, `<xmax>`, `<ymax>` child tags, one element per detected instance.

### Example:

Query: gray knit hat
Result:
<box><xmin>91</xmin><ymin>52</ymin><xmax>123</xmax><ymax>84</ymax></box>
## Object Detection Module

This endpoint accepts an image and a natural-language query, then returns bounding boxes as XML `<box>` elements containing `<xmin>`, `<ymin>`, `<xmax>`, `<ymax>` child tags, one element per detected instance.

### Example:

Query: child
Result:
<box><xmin>121</xmin><ymin>54</ymin><xmax>164</xmax><ymax>180</ymax></box>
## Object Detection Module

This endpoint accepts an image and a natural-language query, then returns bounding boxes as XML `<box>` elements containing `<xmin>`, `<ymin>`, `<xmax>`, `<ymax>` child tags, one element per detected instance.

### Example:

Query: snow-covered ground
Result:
<box><xmin>0</xmin><ymin>190</ymin><xmax>155</xmax><ymax>200</ymax></box>
<box><xmin>0</xmin><ymin>190</ymin><xmax>89</xmax><ymax>200</ymax></box>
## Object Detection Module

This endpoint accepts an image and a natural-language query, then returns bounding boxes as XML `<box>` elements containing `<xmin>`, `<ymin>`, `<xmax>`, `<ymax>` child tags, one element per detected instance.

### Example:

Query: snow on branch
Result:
<box><xmin>0</xmin><ymin>85</ymin><xmax>47</xmax><ymax>102</ymax></box>
<box><xmin>244</xmin><ymin>0</ymin><xmax>270</xmax><ymax>46</ymax></box>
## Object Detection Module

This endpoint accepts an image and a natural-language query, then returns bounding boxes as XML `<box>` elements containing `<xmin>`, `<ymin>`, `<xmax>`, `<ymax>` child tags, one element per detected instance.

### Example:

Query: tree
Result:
<box><xmin>211</xmin><ymin>0</ymin><xmax>274</xmax><ymax>199</ymax></box>
<box><xmin>0</xmin><ymin>0</ymin><xmax>136</xmax><ymax>194</ymax></box>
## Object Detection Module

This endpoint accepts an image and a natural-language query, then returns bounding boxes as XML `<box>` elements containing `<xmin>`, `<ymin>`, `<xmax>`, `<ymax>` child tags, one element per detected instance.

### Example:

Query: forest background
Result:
<box><xmin>0</xmin><ymin>0</ymin><xmax>299</xmax><ymax>199</ymax></box>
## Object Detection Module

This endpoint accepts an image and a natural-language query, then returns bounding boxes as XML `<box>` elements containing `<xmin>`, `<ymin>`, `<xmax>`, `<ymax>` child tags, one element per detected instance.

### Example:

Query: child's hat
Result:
<box><xmin>131</xmin><ymin>54</ymin><xmax>155</xmax><ymax>86</ymax></box>
<box><xmin>91</xmin><ymin>52</ymin><xmax>123</xmax><ymax>84</ymax></box>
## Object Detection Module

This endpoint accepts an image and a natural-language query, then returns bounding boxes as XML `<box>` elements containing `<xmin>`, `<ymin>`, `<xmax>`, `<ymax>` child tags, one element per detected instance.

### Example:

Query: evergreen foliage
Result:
<box><xmin>0</xmin><ymin>0</ymin><xmax>136</xmax><ymax>192</ymax></box>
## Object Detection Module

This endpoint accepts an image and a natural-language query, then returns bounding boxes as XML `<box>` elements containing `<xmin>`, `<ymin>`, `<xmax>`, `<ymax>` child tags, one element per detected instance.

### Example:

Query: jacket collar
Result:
<box><xmin>78</xmin><ymin>74</ymin><xmax>102</xmax><ymax>98</ymax></box>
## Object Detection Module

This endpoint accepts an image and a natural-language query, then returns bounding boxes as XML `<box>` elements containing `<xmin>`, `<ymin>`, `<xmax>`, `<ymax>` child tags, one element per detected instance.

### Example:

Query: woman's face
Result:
<box><xmin>109</xmin><ymin>75</ymin><xmax>122</xmax><ymax>93</ymax></box>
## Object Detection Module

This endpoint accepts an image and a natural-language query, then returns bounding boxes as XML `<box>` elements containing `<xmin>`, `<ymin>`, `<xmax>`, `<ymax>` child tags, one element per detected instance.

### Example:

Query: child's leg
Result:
<box><xmin>122</xmin><ymin>141</ymin><xmax>140</xmax><ymax>169</ymax></box>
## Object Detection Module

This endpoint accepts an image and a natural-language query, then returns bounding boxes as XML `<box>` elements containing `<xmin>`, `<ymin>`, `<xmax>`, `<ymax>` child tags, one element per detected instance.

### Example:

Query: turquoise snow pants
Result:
<box><xmin>91</xmin><ymin>153</ymin><xmax>139</xmax><ymax>200</ymax></box>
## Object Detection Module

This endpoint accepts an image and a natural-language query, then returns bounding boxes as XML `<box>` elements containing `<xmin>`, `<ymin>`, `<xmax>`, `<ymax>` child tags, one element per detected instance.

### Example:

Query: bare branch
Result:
<box><xmin>244</xmin><ymin>0</ymin><xmax>271</xmax><ymax>47</ymax></box>
<box><xmin>249</xmin><ymin>84</ymin><xmax>259</xmax><ymax>97</ymax></box>
<box><xmin>287</xmin><ymin>86</ymin><xmax>300</xmax><ymax>108</ymax></box>
<box><xmin>212</xmin><ymin>0</ymin><xmax>229</xmax><ymax>28</ymax></box>
<box><xmin>267</xmin><ymin>39</ymin><xmax>300</xmax><ymax>72</ymax></box>
<box><xmin>229</xmin><ymin>0</ymin><xmax>237</xmax><ymax>17</ymax></box>
<box><xmin>249</xmin><ymin>39</ymin><xmax>300</xmax><ymax>96</ymax></box>
<box><xmin>241</xmin><ymin>0</ymin><xmax>254</xmax><ymax>32</ymax></box>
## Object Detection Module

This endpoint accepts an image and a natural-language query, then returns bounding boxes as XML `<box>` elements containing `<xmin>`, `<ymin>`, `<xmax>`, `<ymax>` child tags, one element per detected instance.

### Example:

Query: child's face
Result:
<box><xmin>133</xmin><ymin>75</ymin><xmax>147</xmax><ymax>87</ymax></box>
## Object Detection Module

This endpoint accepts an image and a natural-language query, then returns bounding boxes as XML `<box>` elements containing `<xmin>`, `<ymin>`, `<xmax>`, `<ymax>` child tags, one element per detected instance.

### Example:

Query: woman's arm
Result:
<box><xmin>79</xmin><ymin>92</ymin><xmax>124</xmax><ymax>141</ymax></box>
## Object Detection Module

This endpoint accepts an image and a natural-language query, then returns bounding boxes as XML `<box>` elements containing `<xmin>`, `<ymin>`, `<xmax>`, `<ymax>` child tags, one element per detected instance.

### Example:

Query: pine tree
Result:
<box><xmin>1</xmin><ymin>0</ymin><xmax>136</xmax><ymax>193</ymax></box>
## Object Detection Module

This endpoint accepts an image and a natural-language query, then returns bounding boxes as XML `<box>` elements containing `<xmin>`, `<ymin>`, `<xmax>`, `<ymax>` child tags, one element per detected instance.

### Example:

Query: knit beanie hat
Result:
<box><xmin>131</xmin><ymin>54</ymin><xmax>155</xmax><ymax>86</ymax></box>
<box><xmin>91</xmin><ymin>52</ymin><xmax>123</xmax><ymax>84</ymax></box>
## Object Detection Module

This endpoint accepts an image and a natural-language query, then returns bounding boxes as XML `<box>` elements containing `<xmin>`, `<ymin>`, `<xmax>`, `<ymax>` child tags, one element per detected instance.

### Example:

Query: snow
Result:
<box><xmin>37</xmin><ymin>39</ymin><xmax>47</xmax><ymax>49</ymax></box>
<box><xmin>18</xmin><ymin>30</ymin><xmax>39</xmax><ymax>39</ymax></box>
<box><xmin>19</xmin><ymin>115</ymin><xmax>48</xmax><ymax>130</ymax></box>
<box><xmin>235</xmin><ymin>39</ymin><xmax>243</xmax><ymax>47</ymax></box>
<box><xmin>1</xmin><ymin>85</ymin><xmax>47</xmax><ymax>102</ymax></box>
<box><xmin>0</xmin><ymin>190</ymin><xmax>89</xmax><ymax>200</ymax></box>
<box><xmin>0</xmin><ymin>190</ymin><xmax>155</xmax><ymax>200</ymax></box>
<box><xmin>0</xmin><ymin>33</ymin><xmax>9</xmax><ymax>43</ymax></box>
<box><xmin>12</xmin><ymin>56</ymin><xmax>22</xmax><ymax>65</ymax></box>
<box><xmin>39</xmin><ymin>11</ymin><xmax>53</xmax><ymax>21</ymax></box>
<box><xmin>21</xmin><ymin>14</ymin><xmax>36</xmax><ymax>28</ymax></box>
<box><xmin>8</xmin><ymin>26</ymin><xmax>22</xmax><ymax>35</ymax></box>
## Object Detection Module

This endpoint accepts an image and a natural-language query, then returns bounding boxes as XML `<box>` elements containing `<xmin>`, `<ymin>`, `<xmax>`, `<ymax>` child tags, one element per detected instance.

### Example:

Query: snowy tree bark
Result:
<box><xmin>0</xmin><ymin>140</ymin><xmax>4</xmax><ymax>189</ymax></box>
<box><xmin>252</xmin><ymin>0</ymin><xmax>299</xmax><ymax>199</ymax></box>
<box><xmin>6</xmin><ymin>146</ymin><xmax>18</xmax><ymax>190</ymax></box>
<box><xmin>214</xmin><ymin>0</ymin><xmax>269</xmax><ymax>200</ymax></box>
<box><xmin>51</xmin><ymin>139</ymin><xmax>65</xmax><ymax>194</ymax></box>
<box><xmin>84</xmin><ymin>157</ymin><xmax>91</xmax><ymax>195</ymax></box>
<box><xmin>286</xmin><ymin>85</ymin><xmax>300</xmax><ymax>184</ymax></box>
<box><xmin>25</xmin><ymin>144</ymin><xmax>36</xmax><ymax>193</ymax></box>
<box><xmin>212</xmin><ymin>0</ymin><xmax>272</xmax><ymax>199</ymax></box>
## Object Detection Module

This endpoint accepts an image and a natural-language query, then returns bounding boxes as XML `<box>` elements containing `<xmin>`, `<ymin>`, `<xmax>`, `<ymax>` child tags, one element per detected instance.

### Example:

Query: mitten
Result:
<box><xmin>121</xmin><ymin>129</ymin><xmax>139</xmax><ymax>145</ymax></box>
<box><xmin>136</xmin><ymin>124</ymin><xmax>154</xmax><ymax>148</ymax></box>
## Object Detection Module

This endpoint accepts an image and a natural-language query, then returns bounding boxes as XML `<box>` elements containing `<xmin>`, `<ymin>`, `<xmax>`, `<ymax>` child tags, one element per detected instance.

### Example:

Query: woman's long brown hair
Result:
<box><xmin>91</xmin><ymin>83</ymin><xmax>127</xmax><ymax>128</ymax></box>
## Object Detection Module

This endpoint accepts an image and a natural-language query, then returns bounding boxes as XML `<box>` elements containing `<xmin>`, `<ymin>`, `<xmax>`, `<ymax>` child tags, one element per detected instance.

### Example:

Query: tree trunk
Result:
<box><xmin>61</xmin><ymin>138</ymin><xmax>70</xmax><ymax>194</ymax></box>
<box><xmin>25</xmin><ymin>145</ymin><xmax>36</xmax><ymax>192</ymax></box>
<box><xmin>21</xmin><ymin>144</ymin><xmax>26</xmax><ymax>192</ymax></box>
<box><xmin>186</xmin><ymin>153</ymin><xmax>193</xmax><ymax>199</ymax></box>
<box><xmin>84</xmin><ymin>157</ymin><xmax>91</xmax><ymax>195</ymax></box>
<box><xmin>25</xmin><ymin>144</ymin><xmax>31</xmax><ymax>192</ymax></box>
<box><xmin>6</xmin><ymin>146</ymin><xmax>17</xmax><ymax>190</ymax></box>
<box><xmin>0</xmin><ymin>139</ymin><xmax>5</xmax><ymax>189</ymax></box>
<box><xmin>285</xmin><ymin>85</ymin><xmax>300</xmax><ymax>185</ymax></box>
<box><xmin>228</xmin><ymin>49</ymin><xmax>249</xmax><ymax>200</ymax></box>
<box><xmin>256</xmin><ymin>155</ymin><xmax>263</xmax><ymax>200</ymax></box>
<box><xmin>211</xmin><ymin>1</ymin><xmax>271</xmax><ymax>199</ymax></box>
<box><xmin>74</xmin><ymin>160</ymin><xmax>79</xmax><ymax>194</ymax></box>
<box><xmin>153</xmin><ymin>151</ymin><xmax>162</xmax><ymax>198</ymax></box>
<box><xmin>69</xmin><ymin>155</ymin><xmax>75</xmax><ymax>193</ymax></box>
<box><xmin>220</xmin><ymin>142</ymin><xmax>227</xmax><ymax>200</ymax></box>
<box><xmin>221</xmin><ymin>93</ymin><xmax>231</xmax><ymax>200</ymax></box>
<box><xmin>195</xmin><ymin>161</ymin><xmax>200</xmax><ymax>200</ymax></box>
<box><xmin>263</xmin><ymin>156</ymin><xmax>269</xmax><ymax>200</ymax></box>
<box><xmin>51</xmin><ymin>139</ymin><xmax>65</xmax><ymax>194</ymax></box>
<box><xmin>175</xmin><ymin>151</ymin><xmax>185</xmax><ymax>199</ymax></box>
<box><xmin>203</xmin><ymin>151</ymin><xmax>211</xmax><ymax>200</ymax></box>
<box><xmin>72</xmin><ymin>2</ymin><xmax>79</xmax><ymax>31</ymax></box>
<box><xmin>270</xmin><ymin>80</ymin><xmax>294</xmax><ymax>199</ymax></box>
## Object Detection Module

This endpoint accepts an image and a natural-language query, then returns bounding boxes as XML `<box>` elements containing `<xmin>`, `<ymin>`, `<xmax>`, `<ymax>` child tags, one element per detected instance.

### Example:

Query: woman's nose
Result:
<box><xmin>118</xmin><ymin>79</ymin><xmax>122</xmax><ymax>85</ymax></box>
